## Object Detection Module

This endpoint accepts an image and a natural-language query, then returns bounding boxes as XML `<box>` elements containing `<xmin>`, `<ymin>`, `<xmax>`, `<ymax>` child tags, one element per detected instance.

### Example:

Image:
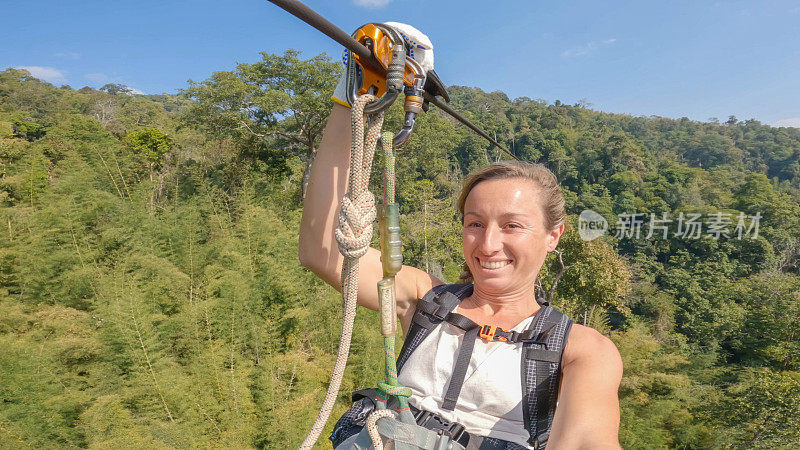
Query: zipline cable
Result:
<box><xmin>421</xmin><ymin>91</ymin><xmax>515</xmax><ymax>159</ymax></box>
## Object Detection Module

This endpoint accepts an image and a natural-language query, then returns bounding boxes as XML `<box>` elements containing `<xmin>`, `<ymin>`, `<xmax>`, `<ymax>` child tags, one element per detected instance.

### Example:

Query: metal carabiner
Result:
<box><xmin>392</xmin><ymin>58</ymin><xmax>426</xmax><ymax>148</ymax></box>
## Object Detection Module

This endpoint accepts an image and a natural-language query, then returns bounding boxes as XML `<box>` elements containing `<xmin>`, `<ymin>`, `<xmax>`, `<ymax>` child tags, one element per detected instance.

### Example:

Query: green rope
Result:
<box><xmin>377</xmin><ymin>335</ymin><xmax>412</xmax><ymax>409</ymax></box>
<box><xmin>375</xmin><ymin>131</ymin><xmax>412</xmax><ymax>410</ymax></box>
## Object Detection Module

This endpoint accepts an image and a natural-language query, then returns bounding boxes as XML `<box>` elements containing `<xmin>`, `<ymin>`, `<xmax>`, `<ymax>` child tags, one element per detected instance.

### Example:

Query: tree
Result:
<box><xmin>541</xmin><ymin>216</ymin><xmax>632</xmax><ymax>315</ymax></box>
<box><xmin>182</xmin><ymin>49</ymin><xmax>340</xmax><ymax>197</ymax></box>
<box><xmin>9</xmin><ymin>112</ymin><xmax>48</xmax><ymax>141</ymax></box>
<box><xmin>124</xmin><ymin>128</ymin><xmax>173</xmax><ymax>180</ymax></box>
<box><xmin>400</xmin><ymin>178</ymin><xmax>460</xmax><ymax>281</ymax></box>
<box><xmin>124</xmin><ymin>128</ymin><xmax>174</xmax><ymax>212</ymax></box>
<box><xmin>100</xmin><ymin>84</ymin><xmax>135</xmax><ymax>96</ymax></box>
<box><xmin>723</xmin><ymin>273</ymin><xmax>800</xmax><ymax>370</ymax></box>
<box><xmin>0</xmin><ymin>68</ymin><xmax>61</xmax><ymax>118</ymax></box>
<box><xmin>716</xmin><ymin>369</ymin><xmax>800</xmax><ymax>448</ymax></box>
<box><xmin>613</xmin><ymin>325</ymin><xmax>714</xmax><ymax>449</ymax></box>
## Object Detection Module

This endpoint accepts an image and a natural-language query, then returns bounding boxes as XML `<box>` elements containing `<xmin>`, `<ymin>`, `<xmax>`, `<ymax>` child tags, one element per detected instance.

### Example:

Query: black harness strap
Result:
<box><xmin>521</xmin><ymin>304</ymin><xmax>573</xmax><ymax>448</ymax></box>
<box><xmin>437</xmin><ymin>311</ymin><xmax>491</xmax><ymax>411</ymax></box>
<box><xmin>442</xmin><ymin>312</ymin><xmax>479</xmax><ymax>332</ymax></box>
<box><xmin>440</xmin><ymin>325</ymin><xmax>479</xmax><ymax>411</ymax></box>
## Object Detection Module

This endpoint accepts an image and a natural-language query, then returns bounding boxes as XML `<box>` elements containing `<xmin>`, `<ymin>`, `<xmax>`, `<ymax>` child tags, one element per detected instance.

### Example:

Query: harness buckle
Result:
<box><xmin>479</xmin><ymin>325</ymin><xmax>512</xmax><ymax>342</ymax></box>
<box><xmin>417</xmin><ymin>411</ymin><xmax>469</xmax><ymax>447</ymax></box>
<box><xmin>413</xmin><ymin>408</ymin><xmax>432</xmax><ymax>424</ymax></box>
<box><xmin>448</xmin><ymin>422</ymin><xmax>467</xmax><ymax>443</ymax></box>
<box><xmin>479</xmin><ymin>325</ymin><xmax>497</xmax><ymax>341</ymax></box>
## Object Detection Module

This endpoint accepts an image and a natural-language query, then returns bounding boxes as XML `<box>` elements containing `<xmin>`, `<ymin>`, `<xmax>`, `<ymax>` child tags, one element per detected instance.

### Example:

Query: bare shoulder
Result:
<box><xmin>547</xmin><ymin>324</ymin><xmax>622</xmax><ymax>448</ymax></box>
<box><xmin>562</xmin><ymin>324</ymin><xmax>623</xmax><ymax>373</ymax></box>
<box><xmin>394</xmin><ymin>264</ymin><xmax>443</xmax><ymax>332</ymax></box>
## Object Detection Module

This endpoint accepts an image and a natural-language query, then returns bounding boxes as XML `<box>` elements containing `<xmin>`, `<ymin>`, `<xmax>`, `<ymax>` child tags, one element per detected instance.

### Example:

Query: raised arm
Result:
<box><xmin>547</xmin><ymin>324</ymin><xmax>623</xmax><ymax>449</ymax></box>
<box><xmin>298</xmin><ymin>104</ymin><xmax>438</xmax><ymax>329</ymax></box>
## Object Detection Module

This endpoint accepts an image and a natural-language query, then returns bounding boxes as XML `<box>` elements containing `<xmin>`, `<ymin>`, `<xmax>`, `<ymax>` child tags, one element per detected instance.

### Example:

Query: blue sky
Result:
<box><xmin>3</xmin><ymin>0</ymin><xmax>799</xmax><ymax>126</ymax></box>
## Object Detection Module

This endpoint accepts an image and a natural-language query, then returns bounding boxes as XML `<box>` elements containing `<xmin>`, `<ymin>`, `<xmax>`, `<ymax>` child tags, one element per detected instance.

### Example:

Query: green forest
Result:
<box><xmin>1</xmin><ymin>49</ymin><xmax>799</xmax><ymax>449</ymax></box>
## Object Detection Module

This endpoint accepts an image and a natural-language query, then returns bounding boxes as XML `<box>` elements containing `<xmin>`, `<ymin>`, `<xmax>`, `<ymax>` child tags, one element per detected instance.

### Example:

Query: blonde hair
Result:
<box><xmin>456</xmin><ymin>161</ymin><xmax>566</xmax><ymax>284</ymax></box>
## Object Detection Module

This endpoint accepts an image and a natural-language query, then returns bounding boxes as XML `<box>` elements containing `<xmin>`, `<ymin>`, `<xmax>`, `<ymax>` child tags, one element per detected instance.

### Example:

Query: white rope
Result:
<box><xmin>365</xmin><ymin>409</ymin><xmax>396</xmax><ymax>450</ymax></box>
<box><xmin>300</xmin><ymin>95</ymin><xmax>385</xmax><ymax>449</ymax></box>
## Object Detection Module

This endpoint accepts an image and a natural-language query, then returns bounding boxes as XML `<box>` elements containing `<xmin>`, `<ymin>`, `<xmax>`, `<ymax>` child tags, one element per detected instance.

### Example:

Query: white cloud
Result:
<box><xmin>353</xmin><ymin>0</ymin><xmax>391</xmax><ymax>8</ymax></box>
<box><xmin>54</xmin><ymin>51</ymin><xmax>81</xmax><ymax>60</ymax></box>
<box><xmin>16</xmin><ymin>66</ymin><xmax>67</xmax><ymax>84</ymax></box>
<box><xmin>562</xmin><ymin>38</ymin><xmax>617</xmax><ymax>57</ymax></box>
<box><xmin>128</xmin><ymin>87</ymin><xmax>145</xmax><ymax>95</ymax></box>
<box><xmin>773</xmin><ymin>117</ymin><xmax>800</xmax><ymax>128</ymax></box>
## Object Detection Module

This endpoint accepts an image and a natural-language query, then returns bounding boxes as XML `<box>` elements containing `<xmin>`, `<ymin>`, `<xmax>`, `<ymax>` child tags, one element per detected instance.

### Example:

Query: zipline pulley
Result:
<box><xmin>343</xmin><ymin>22</ymin><xmax>443</xmax><ymax>148</ymax></box>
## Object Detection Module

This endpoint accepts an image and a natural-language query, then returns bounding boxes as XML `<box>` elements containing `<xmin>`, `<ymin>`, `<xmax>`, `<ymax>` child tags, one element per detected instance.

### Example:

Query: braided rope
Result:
<box><xmin>365</xmin><ymin>409</ymin><xmax>396</xmax><ymax>450</ymax></box>
<box><xmin>377</xmin><ymin>131</ymin><xmax>412</xmax><ymax>408</ymax></box>
<box><xmin>300</xmin><ymin>95</ymin><xmax>385</xmax><ymax>449</ymax></box>
<box><xmin>377</xmin><ymin>335</ymin><xmax>412</xmax><ymax>408</ymax></box>
<box><xmin>365</xmin><ymin>130</ymin><xmax>414</xmax><ymax>449</ymax></box>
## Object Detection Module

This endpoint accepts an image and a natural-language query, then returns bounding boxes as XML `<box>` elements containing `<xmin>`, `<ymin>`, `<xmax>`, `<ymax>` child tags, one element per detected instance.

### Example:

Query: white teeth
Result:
<box><xmin>480</xmin><ymin>260</ymin><xmax>510</xmax><ymax>269</ymax></box>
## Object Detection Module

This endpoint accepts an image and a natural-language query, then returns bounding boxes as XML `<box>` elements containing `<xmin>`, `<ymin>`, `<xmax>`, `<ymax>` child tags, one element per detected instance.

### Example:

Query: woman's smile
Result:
<box><xmin>477</xmin><ymin>258</ymin><xmax>512</xmax><ymax>269</ymax></box>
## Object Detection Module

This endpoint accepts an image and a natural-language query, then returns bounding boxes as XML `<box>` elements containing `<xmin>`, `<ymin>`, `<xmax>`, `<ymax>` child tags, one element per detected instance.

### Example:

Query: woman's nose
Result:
<box><xmin>479</xmin><ymin>224</ymin><xmax>503</xmax><ymax>254</ymax></box>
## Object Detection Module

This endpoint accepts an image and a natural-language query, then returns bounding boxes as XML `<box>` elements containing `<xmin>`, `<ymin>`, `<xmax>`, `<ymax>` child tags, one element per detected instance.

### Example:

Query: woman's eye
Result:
<box><xmin>467</xmin><ymin>221</ymin><xmax>483</xmax><ymax>228</ymax></box>
<box><xmin>505</xmin><ymin>223</ymin><xmax>522</xmax><ymax>229</ymax></box>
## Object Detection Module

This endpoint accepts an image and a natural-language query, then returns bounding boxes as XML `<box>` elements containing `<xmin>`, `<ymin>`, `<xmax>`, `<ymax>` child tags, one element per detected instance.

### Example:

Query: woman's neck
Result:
<box><xmin>459</xmin><ymin>283</ymin><xmax>541</xmax><ymax>329</ymax></box>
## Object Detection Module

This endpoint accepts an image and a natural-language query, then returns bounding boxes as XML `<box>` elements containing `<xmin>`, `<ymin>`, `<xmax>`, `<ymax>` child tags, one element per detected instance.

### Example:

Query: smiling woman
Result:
<box><xmin>299</xmin><ymin>101</ymin><xmax>623</xmax><ymax>448</ymax></box>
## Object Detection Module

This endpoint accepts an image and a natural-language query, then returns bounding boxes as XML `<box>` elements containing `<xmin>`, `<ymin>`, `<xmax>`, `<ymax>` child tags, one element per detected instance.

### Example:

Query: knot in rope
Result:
<box><xmin>377</xmin><ymin>381</ymin><xmax>412</xmax><ymax>399</ymax></box>
<box><xmin>376</xmin><ymin>335</ymin><xmax>413</xmax><ymax>411</ymax></box>
<box><xmin>335</xmin><ymin>191</ymin><xmax>376</xmax><ymax>258</ymax></box>
<box><xmin>332</xmin><ymin>94</ymin><xmax>385</xmax><ymax>260</ymax></box>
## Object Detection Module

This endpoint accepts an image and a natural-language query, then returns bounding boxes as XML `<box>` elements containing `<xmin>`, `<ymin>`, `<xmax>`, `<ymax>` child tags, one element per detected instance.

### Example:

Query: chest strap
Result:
<box><xmin>443</xmin><ymin>312</ymin><xmax>559</xmax><ymax>343</ymax></box>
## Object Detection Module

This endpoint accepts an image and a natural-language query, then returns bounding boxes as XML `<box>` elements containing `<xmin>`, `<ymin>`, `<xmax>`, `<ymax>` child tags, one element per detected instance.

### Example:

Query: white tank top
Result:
<box><xmin>397</xmin><ymin>314</ymin><xmax>535</xmax><ymax>447</ymax></box>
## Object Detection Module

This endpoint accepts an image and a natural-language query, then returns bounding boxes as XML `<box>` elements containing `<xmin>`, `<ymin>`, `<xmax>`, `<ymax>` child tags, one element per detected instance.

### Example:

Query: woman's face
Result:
<box><xmin>462</xmin><ymin>178</ymin><xmax>563</xmax><ymax>295</ymax></box>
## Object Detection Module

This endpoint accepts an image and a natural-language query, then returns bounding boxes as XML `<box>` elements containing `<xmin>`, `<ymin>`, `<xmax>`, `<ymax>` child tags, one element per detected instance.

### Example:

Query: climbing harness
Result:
<box><xmin>397</xmin><ymin>285</ymin><xmax>573</xmax><ymax>448</ymax></box>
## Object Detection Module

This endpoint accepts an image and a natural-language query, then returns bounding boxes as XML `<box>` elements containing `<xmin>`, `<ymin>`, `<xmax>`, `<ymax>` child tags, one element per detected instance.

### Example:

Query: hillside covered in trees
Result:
<box><xmin>1</xmin><ymin>50</ymin><xmax>799</xmax><ymax>448</ymax></box>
